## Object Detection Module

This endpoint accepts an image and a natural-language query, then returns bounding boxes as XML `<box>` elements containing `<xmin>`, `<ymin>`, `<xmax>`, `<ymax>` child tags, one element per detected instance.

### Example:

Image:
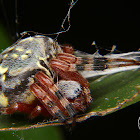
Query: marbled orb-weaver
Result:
<box><xmin>0</xmin><ymin>35</ymin><xmax>140</xmax><ymax>122</ymax></box>
<box><xmin>0</xmin><ymin>35</ymin><xmax>92</xmax><ymax>122</ymax></box>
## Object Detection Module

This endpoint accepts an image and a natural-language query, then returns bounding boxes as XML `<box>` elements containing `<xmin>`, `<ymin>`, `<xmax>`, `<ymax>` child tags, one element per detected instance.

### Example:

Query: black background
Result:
<box><xmin>0</xmin><ymin>0</ymin><xmax>140</xmax><ymax>139</ymax></box>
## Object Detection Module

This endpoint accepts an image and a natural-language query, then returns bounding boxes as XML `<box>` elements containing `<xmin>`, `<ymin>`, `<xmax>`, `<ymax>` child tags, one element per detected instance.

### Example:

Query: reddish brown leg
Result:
<box><xmin>5</xmin><ymin>102</ymin><xmax>36</xmax><ymax>115</ymax></box>
<box><xmin>61</xmin><ymin>45</ymin><xmax>73</xmax><ymax>54</ymax></box>
<box><xmin>49</xmin><ymin>58</ymin><xmax>89</xmax><ymax>87</ymax></box>
<box><xmin>49</xmin><ymin>52</ymin><xmax>92</xmax><ymax>110</ymax></box>
<box><xmin>30</xmin><ymin>105</ymin><xmax>51</xmax><ymax>119</ymax></box>
<box><xmin>4</xmin><ymin>102</ymin><xmax>51</xmax><ymax>118</ymax></box>
<box><xmin>30</xmin><ymin>71</ymin><xmax>77</xmax><ymax>122</ymax></box>
<box><xmin>56</xmin><ymin>53</ymin><xmax>78</xmax><ymax>64</ymax></box>
<box><xmin>29</xmin><ymin>105</ymin><xmax>42</xmax><ymax>119</ymax></box>
<box><xmin>34</xmin><ymin>71</ymin><xmax>76</xmax><ymax>117</ymax></box>
<box><xmin>30</xmin><ymin>83</ymin><xmax>67</xmax><ymax>122</ymax></box>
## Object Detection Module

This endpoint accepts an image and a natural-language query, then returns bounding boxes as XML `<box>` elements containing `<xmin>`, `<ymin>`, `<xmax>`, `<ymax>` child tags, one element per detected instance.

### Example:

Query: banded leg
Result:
<box><xmin>49</xmin><ymin>53</ymin><xmax>89</xmax><ymax>87</ymax></box>
<box><xmin>30</xmin><ymin>83</ymin><xmax>66</xmax><ymax>122</ymax></box>
<box><xmin>49</xmin><ymin>53</ymin><xmax>92</xmax><ymax>108</ymax></box>
<box><xmin>30</xmin><ymin>71</ymin><xmax>76</xmax><ymax>122</ymax></box>
<box><xmin>54</xmin><ymin>52</ymin><xmax>140</xmax><ymax>72</ymax></box>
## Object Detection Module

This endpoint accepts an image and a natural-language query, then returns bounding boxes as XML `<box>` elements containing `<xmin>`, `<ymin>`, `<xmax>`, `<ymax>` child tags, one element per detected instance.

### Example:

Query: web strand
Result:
<box><xmin>19</xmin><ymin>0</ymin><xmax>78</xmax><ymax>39</ymax></box>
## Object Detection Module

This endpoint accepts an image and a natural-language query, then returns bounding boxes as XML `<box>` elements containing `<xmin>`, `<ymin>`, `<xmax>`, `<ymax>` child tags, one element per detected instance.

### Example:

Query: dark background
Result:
<box><xmin>0</xmin><ymin>0</ymin><xmax>140</xmax><ymax>139</ymax></box>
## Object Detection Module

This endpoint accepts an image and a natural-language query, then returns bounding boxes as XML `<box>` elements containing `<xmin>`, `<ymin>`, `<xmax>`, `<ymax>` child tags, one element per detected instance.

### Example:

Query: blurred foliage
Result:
<box><xmin>0</xmin><ymin>23</ymin><xmax>11</xmax><ymax>51</ymax></box>
<box><xmin>0</xmin><ymin>126</ymin><xmax>63</xmax><ymax>140</ymax></box>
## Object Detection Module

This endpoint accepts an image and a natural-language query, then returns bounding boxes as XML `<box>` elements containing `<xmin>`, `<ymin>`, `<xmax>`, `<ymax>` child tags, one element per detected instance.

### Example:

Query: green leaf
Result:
<box><xmin>0</xmin><ymin>69</ymin><xmax>139</xmax><ymax>130</ymax></box>
<box><xmin>86</xmin><ymin>69</ymin><xmax>140</xmax><ymax>117</ymax></box>
<box><xmin>0</xmin><ymin>126</ymin><xmax>63</xmax><ymax>140</ymax></box>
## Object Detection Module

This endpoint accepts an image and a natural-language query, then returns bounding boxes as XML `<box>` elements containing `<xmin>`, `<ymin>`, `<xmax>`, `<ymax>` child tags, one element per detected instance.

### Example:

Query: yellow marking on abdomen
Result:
<box><xmin>3</xmin><ymin>54</ymin><xmax>8</xmax><ymax>59</ymax></box>
<box><xmin>11</xmin><ymin>53</ymin><xmax>18</xmax><ymax>59</ymax></box>
<box><xmin>0</xmin><ymin>93</ymin><xmax>8</xmax><ymax>107</ymax></box>
<box><xmin>21</xmin><ymin>54</ymin><xmax>28</xmax><ymax>60</ymax></box>
<box><xmin>1</xmin><ymin>74</ymin><xmax>6</xmax><ymax>82</ymax></box>
<box><xmin>25</xmin><ymin>49</ymin><xmax>32</xmax><ymax>54</ymax></box>
<box><xmin>0</xmin><ymin>65</ymin><xmax>8</xmax><ymax>74</ymax></box>
<box><xmin>15</xmin><ymin>47</ymin><xmax>24</xmax><ymax>52</ymax></box>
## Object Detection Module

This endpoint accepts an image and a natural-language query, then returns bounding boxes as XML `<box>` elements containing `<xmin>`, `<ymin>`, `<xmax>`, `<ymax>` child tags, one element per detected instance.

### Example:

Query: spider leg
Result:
<box><xmin>30</xmin><ymin>83</ymin><xmax>66</xmax><ymax>122</ymax></box>
<box><xmin>30</xmin><ymin>71</ymin><xmax>77</xmax><ymax>122</ymax></box>
<box><xmin>49</xmin><ymin>53</ymin><xmax>92</xmax><ymax>114</ymax></box>
<box><xmin>56</xmin><ymin>53</ymin><xmax>79</xmax><ymax>63</ymax></box>
<box><xmin>61</xmin><ymin>45</ymin><xmax>73</xmax><ymax>54</ymax></box>
<box><xmin>29</xmin><ymin>105</ymin><xmax>52</xmax><ymax>119</ymax></box>
<box><xmin>4</xmin><ymin>102</ymin><xmax>51</xmax><ymax>119</ymax></box>
<box><xmin>29</xmin><ymin>105</ymin><xmax>42</xmax><ymax>119</ymax></box>
<box><xmin>4</xmin><ymin>102</ymin><xmax>36</xmax><ymax>115</ymax></box>
<box><xmin>35</xmin><ymin>72</ymin><xmax>76</xmax><ymax>117</ymax></box>
<box><xmin>49</xmin><ymin>57</ymin><xmax>89</xmax><ymax>87</ymax></box>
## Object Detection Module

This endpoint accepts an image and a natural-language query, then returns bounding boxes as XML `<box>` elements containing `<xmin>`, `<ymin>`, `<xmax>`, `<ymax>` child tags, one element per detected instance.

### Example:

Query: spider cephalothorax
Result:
<box><xmin>0</xmin><ymin>35</ymin><xmax>92</xmax><ymax>122</ymax></box>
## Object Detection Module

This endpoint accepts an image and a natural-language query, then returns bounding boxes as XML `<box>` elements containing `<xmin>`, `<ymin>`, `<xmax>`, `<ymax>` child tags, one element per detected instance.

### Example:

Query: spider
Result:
<box><xmin>0</xmin><ymin>35</ymin><xmax>139</xmax><ymax>123</ymax></box>
<box><xmin>0</xmin><ymin>35</ymin><xmax>92</xmax><ymax>122</ymax></box>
